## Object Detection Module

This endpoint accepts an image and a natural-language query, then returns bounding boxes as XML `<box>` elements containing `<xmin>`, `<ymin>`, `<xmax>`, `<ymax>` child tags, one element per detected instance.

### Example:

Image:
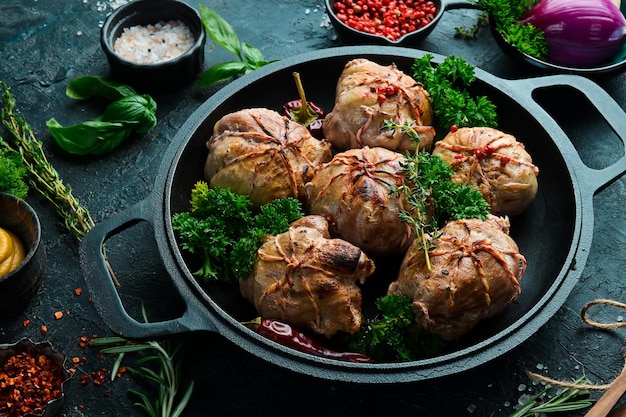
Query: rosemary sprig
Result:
<box><xmin>507</xmin><ymin>376</ymin><xmax>594</xmax><ymax>417</ymax></box>
<box><xmin>91</xmin><ymin>308</ymin><xmax>194</xmax><ymax>417</ymax></box>
<box><xmin>0</xmin><ymin>81</ymin><xmax>94</xmax><ymax>240</ymax></box>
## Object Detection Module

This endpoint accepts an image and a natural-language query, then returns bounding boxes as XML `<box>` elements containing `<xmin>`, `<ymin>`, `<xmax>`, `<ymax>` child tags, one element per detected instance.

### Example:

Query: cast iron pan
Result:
<box><xmin>79</xmin><ymin>46</ymin><xmax>626</xmax><ymax>384</ymax></box>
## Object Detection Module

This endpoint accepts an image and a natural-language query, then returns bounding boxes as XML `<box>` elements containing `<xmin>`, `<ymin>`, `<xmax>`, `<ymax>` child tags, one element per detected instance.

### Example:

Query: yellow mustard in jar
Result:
<box><xmin>0</xmin><ymin>226</ymin><xmax>25</xmax><ymax>277</ymax></box>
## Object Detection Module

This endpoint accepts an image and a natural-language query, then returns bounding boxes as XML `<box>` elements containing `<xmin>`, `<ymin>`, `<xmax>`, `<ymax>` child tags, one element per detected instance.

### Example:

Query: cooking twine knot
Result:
<box><xmin>528</xmin><ymin>299</ymin><xmax>626</xmax><ymax>391</ymax></box>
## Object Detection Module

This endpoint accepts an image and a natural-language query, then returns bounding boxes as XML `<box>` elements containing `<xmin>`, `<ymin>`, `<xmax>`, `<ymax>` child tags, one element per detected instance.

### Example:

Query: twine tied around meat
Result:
<box><xmin>528</xmin><ymin>299</ymin><xmax>626</xmax><ymax>391</ymax></box>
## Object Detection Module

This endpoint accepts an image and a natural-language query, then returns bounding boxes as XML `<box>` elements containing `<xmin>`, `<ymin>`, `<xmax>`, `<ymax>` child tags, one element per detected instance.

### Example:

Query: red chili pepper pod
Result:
<box><xmin>283</xmin><ymin>72</ymin><xmax>327</xmax><ymax>139</ymax></box>
<box><xmin>282</xmin><ymin>98</ymin><xmax>325</xmax><ymax>139</ymax></box>
<box><xmin>257</xmin><ymin>318</ymin><xmax>373</xmax><ymax>363</ymax></box>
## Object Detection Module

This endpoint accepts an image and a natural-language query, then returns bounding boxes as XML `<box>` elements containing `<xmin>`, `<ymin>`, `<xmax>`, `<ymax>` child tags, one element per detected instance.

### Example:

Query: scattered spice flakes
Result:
<box><xmin>40</xmin><ymin>325</ymin><xmax>48</xmax><ymax>335</ymax></box>
<box><xmin>79</xmin><ymin>335</ymin><xmax>89</xmax><ymax>348</ymax></box>
<box><xmin>54</xmin><ymin>311</ymin><xmax>64</xmax><ymax>320</ymax></box>
<box><xmin>74</xmin><ymin>287</ymin><xmax>82</xmax><ymax>296</ymax></box>
<box><xmin>22</xmin><ymin>319</ymin><xmax>30</xmax><ymax>328</ymax></box>
<box><xmin>79</xmin><ymin>368</ymin><xmax>108</xmax><ymax>386</ymax></box>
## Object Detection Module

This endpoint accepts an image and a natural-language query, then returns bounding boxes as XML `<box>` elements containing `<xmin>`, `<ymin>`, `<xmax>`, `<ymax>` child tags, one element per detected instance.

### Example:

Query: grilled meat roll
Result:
<box><xmin>204</xmin><ymin>108</ymin><xmax>333</xmax><ymax>208</ymax></box>
<box><xmin>304</xmin><ymin>146</ymin><xmax>416</xmax><ymax>257</ymax></box>
<box><xmin>240</xmin><ymin>215</ymin><xmax>376</xmax><ymax>337</ymax></box>
<box><xmin>323</xmin><ymin>58</ymin><xmax>435</xmax><ymax>153</ymax></box>
<box><xmin>432</xmin><ymin>127</ymin><xmax>539</xmax><ymax>216</ymax></box>
<box><xmin>388</xmin><ymin>215</ymin><xmax>526</xmax><ymax>341</ymax></box>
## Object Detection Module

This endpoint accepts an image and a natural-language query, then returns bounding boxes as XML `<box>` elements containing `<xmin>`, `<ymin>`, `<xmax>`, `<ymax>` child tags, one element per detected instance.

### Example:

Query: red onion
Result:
<box><xmin>520</xmin><ymin>0</ymin><xmax>626</xmax><ymax>67</ymax></box>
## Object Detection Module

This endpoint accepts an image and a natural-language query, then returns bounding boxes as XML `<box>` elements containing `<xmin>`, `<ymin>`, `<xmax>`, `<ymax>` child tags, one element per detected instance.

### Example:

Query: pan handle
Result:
<box><xmin>78</xmin><ymin>196</ymin><xmax>215</xmax><ymax>340</ymax></box>
<box><xmin>508</xmin><ymin>74</ymin><xmax>626</xmax><ymax>194</ymax></box>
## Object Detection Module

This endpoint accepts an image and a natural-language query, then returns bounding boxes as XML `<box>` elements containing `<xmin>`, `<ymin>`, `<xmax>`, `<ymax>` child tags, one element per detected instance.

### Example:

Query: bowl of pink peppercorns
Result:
<box><xmin>325</xmin><ymin>0</ymin><xmax>473</xmax><ymax>45</ymax></box>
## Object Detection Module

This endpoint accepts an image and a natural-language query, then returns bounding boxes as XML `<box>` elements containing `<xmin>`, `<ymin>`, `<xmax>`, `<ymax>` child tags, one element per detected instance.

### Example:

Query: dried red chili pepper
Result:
<box><xmin>256</xmin><ymin>318</ymin><xmax>373</xmax><ymax>363</ymax></box>
<box><xmin>0</xmin><ymin>346</ymin><xmax>66</xmax><ymax>417</ymax></box>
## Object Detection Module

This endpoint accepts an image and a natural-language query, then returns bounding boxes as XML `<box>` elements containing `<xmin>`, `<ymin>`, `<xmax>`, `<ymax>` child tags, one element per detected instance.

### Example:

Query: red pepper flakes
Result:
<box><xmin>54</xmin><ymin>311</ymin><xmax>63</xmax><ymax>320</ymax></box>
<box><xmin>74</xmin><ymin>287</ymin><xmax>82</xmax><ymax>296</ymax></box>
<box><xmin>78</xmin><ymin>336</ymin><xmax>89</xmax><ymax>349</ymax></box>
<box><xmin>79</xmin><ymin>368</ymin><xmax>108</xmax><ymax>387</ymax></box>
<box><xmin>40</xmin><ymin>325</ymin><xmax>48</xmax><ymax>335</ymax></box>
<box><xmin>116</xmin><ymin>366</ymin><xmax>127</xmax><ymax>378</ymax></box>
<box><xmin>22</xmin><ymin>319</ymin><xmax>30</xmax><ymax>328</ymax></box>
<box><xmin>0</xmin><ymin>347</ymin><xmax>65</xmax><ymax>417</ymax></box>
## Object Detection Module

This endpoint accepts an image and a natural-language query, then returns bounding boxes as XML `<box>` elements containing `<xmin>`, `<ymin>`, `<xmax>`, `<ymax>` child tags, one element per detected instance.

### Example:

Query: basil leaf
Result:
<box><xmin>241</xmin><ymin>43</ymin><xmax>264</xmax><ymax>64</ymax></box>
<box><xmin>47</xmin><ymin>118</ymin><xmax>134</xmax><ymax>155</ymax></box>
<box><xmin>199</xmin><ymin>5</ymin><xmax>241</xmax><ymax>57</ymax></box>
<box><xmin>66</xmin><ymin>76</ymin><xmax>137</xmax><ymax>101</ymax></box>
<box><xmin>196</xmin><ymin>61</ymin><xmax>248</xmax><ymax>87</ymax></box>
<box><xmin>101</xmin><ymin>95</ymin><xmax>157</xmax><ymax>134</ymax></box>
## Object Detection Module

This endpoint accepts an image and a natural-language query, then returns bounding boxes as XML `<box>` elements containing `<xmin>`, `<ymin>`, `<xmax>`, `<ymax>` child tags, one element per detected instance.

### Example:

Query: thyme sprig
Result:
<box><xmin>384</xmin><ymin>120</ymin><xmax>437</xmax><ymax>270</ymax></box>
<box><xmin>506</xmin><ymin>375</ymin><xmax>593</xmax><ymax>417</ymax></box>
<box><xmin>0</xmin><ymin>81</ymin><xmax>94</xmax><ymax>240</ymax></box>
<box><xmin>383</xmin><ymin>120</ymin><xmax>490</xmax><ymax>270</ymax></box>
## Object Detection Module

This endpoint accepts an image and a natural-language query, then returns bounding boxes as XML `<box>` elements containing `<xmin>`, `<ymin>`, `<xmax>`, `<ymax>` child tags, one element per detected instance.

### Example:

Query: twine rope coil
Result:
<box><xmin>527</xmin><ymin>299</ymin><xmax>626</xmax><ymax>391</ymax></box>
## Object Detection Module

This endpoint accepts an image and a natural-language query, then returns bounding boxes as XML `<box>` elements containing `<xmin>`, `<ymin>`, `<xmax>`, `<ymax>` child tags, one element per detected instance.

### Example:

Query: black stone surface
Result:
<box><xmin>2</xmin><ymin>1</ymin><xmax>626</xmax><ymax>416</ymax></box>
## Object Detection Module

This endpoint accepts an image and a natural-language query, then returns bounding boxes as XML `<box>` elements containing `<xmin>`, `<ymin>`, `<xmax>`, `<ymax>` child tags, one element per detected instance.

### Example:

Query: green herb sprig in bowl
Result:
<box><xmin>0</xmin><ymin>148</ymin><xmax>29</xmax><ymax>199</ymax></box>
<box><xmin>459</xmin><ymin>0</ymin><xmax>548</xmax><ymax>60</ymax></box>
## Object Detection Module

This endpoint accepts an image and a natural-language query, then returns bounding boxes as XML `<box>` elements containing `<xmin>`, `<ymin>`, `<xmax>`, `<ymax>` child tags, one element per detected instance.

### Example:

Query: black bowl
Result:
<box><xmin>324</xmin><ymin>0</ymin><xmax>476</xmax><ymax>45</ymax></box>
<box><xmin>0</xmin><ymin>193</ymin><xmax>46</xmax><ymax>318</ymax></box>
<box><xmin>100</xmin><ymin>0</ymin><xmax>206</xmax><ymax>92</ymax></box>
<box><xmin>489</xmin><ymin>1</ymin><xmax>626</xmax><ymax>76</ymax></box>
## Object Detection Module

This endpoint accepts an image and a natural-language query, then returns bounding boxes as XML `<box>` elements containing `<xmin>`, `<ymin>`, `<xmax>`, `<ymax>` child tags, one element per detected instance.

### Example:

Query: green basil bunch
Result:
<box><xmin>47</xmin><ymin>76</ymin><xmax>157</xmax><ymax>155</ymax></box>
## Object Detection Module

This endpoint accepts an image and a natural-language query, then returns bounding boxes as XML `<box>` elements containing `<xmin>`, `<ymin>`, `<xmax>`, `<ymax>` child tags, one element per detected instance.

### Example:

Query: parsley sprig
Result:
<box><xmin>345</xmin><ymin>294</ymin><xmax>444</xmax><ymax>362</ymax></box>
<box><xmin>411</xmin><ymin>54</ymin><xmax>498</xmax><ymax>136</ymax></box>
<box><xmin>171</xmin><ymin>182</ymin><xmax>303</xmax><ymax>283</ymax></box>
<box><xmin>0</xmin><ymin>147</ymin><xmax>28</xmax><ymax>198</ymax></box>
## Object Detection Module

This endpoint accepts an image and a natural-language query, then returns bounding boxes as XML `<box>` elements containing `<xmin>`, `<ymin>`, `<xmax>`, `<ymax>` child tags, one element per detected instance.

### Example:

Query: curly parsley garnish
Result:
<box><xmin>345</xmin><ymin>294</ymin><xmax>444</xmax><ymax>362</ymax></box>
<box><xmin>412</xmin><ymin>54</ymin><xmax>498</xmax><ymax>135</ymax></box>
<box><xmin>0</xmin><ymin>147</ymin><xmax>28</xmax><ymax>199</ymax></box>
<box><xmin>171</xmin><ymin>182</ymin><xmax>303</xmax><ymax>283</ymax></box>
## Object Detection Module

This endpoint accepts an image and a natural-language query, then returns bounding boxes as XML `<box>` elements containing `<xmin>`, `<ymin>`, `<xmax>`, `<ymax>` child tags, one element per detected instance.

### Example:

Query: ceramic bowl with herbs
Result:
<box><xmin>324</xmin><ymin>0</ymin><xmax>474</xmax><ymax>45</ymax></box>
<box><xmin>100</xmin><ymin>0</ymin><xmax>206</xmax><ymax>92</ymax></box>
<box><xmin>0</xmin><ymin>339</ymin><xmax>71</xmax><ymax>417</ymax></box>
<box><xmin>0</xmin><ymin>192</ymin><xmax>46</xmax><ymax>318</ymax></box>
<box><xmin>487</xmin><ymin>0</ymin><xmax>626</xmax><ymax>75</ymax></box>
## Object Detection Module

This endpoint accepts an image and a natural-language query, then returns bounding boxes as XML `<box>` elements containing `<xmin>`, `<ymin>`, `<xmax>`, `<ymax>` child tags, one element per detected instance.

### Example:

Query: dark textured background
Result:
<box><xmin>1</xmin><ymin>1</ymin><xmax>626</xmax><ymax>416</ymax></box>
